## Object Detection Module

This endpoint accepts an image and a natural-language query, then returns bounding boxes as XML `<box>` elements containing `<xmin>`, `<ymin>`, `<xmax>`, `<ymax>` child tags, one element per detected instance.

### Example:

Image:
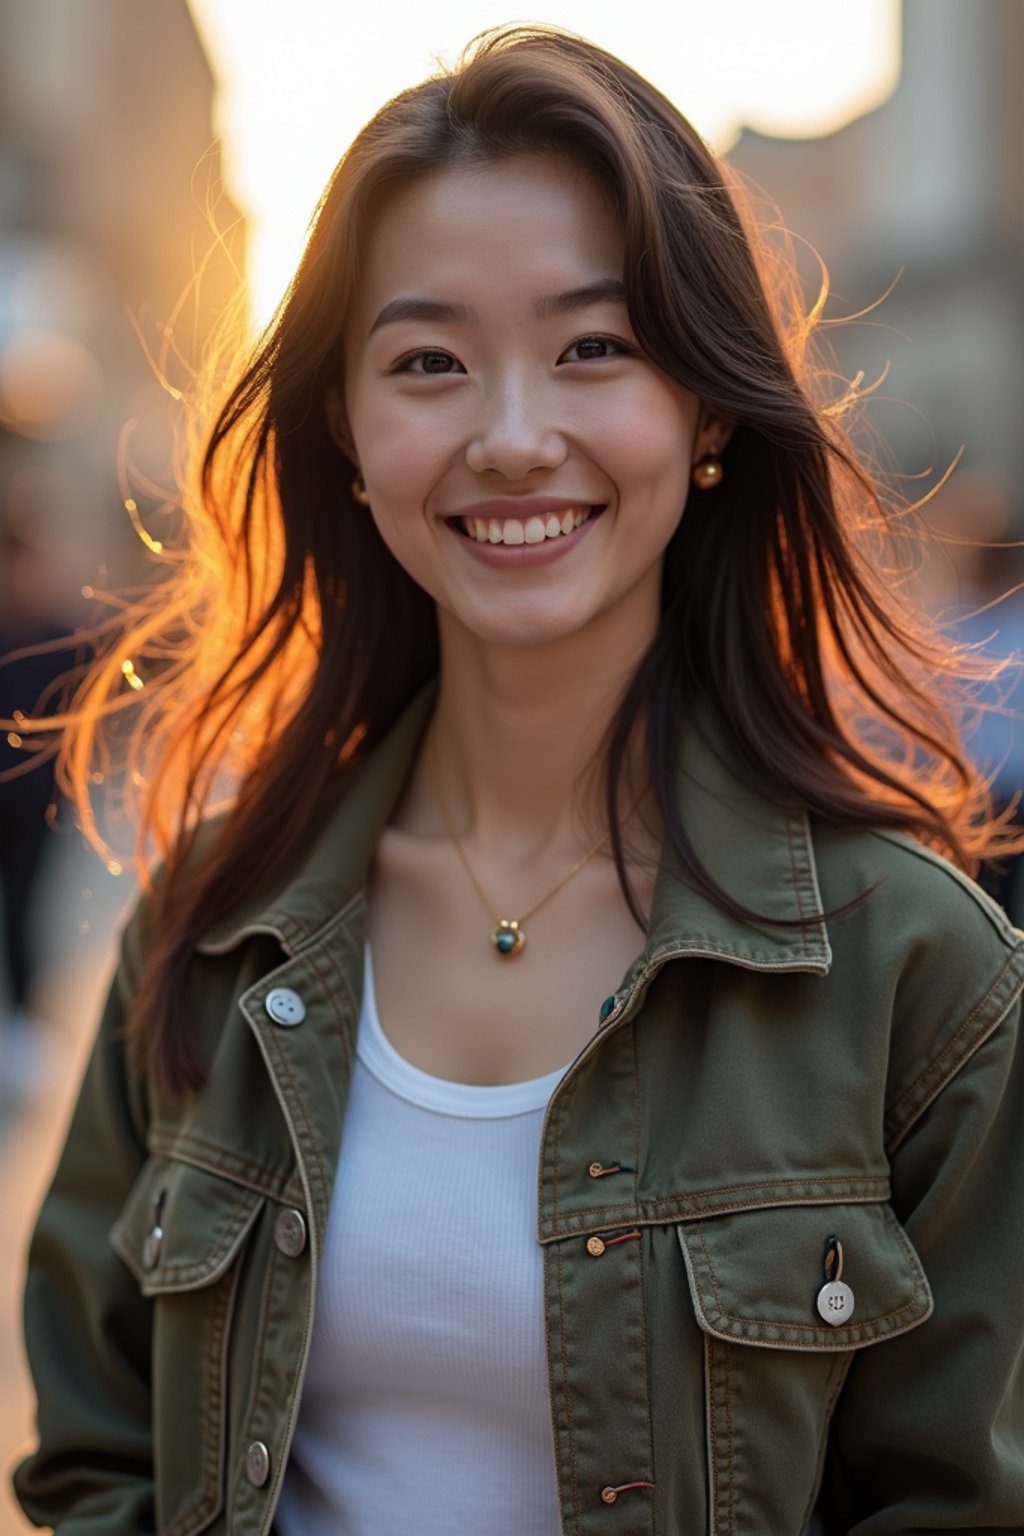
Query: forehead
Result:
<box><xmin>350</xmin><ymin>155</ymin><xmax>625</xmax><ymax>326</ymax></box>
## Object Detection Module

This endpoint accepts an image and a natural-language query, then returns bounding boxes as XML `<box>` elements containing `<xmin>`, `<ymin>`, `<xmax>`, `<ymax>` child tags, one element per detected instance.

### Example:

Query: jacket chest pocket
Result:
<box><xmin>677</xmin><ymin>1199</ymin><xmax>933</xmax><ymax>1536</ymax></box>
<box><xmin>111</xmin><ymin>1156</ymin><xmax>265</xmax><ymax>1536</ymax></box>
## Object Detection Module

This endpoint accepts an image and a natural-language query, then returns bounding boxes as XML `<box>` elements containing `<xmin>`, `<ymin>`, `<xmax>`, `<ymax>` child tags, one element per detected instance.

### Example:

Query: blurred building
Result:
<box><xmin>0</xmin><ymin>0</ymin><xmax>244</xmax><ymax>1039</ymax></box>
<box><xmin>729</xmin><ymin>0</ymin><xmax>1024</xmax><ymax>504</ymax></box>
<box><xmin>730</xmin><ymin>0</ymin><xmax>1024</xmax><ymax>917</ymax></box>
<box><xmin>0</xmin><ymin>0</ymin><xmax>245</xmax><ymax>611</ymax></box>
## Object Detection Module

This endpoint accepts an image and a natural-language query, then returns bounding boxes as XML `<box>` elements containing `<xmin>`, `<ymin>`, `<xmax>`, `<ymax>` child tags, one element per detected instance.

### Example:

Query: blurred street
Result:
<box><xmin>0</xmin><ymin>1</ymin><xmax>1022</xmax><ymax>1530</ymax></box>
<box><xmin>0</xmin><ymin>835</ymin><xmax>133</xmax><ymax>1535</ymax></box>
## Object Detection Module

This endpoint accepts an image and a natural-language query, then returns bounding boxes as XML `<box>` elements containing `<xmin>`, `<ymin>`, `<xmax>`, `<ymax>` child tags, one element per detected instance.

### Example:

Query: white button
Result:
<box><xmin>265</xmin><ymin>987</ymin><xmax>306</xmax><ymax>1026</ymax></box>
<box><xmin>816</xmin><ymin>1279</ymin><xmax>855</xmax><ymax>1325</ymax></box>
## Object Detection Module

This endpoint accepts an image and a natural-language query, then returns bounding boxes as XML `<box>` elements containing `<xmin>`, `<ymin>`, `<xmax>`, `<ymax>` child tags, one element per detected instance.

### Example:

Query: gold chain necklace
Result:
<box><xmin>427</xmin><ymin>739</ymin><xmax>648</xmax><ymax>958</ymax></box>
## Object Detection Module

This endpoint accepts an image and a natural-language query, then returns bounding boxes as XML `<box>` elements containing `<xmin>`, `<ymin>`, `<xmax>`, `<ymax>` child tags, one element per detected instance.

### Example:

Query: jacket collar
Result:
<box><xmin>196</xmin><ymin>676</ymin><xmax>831</xmax><ymax>974</ymax></box>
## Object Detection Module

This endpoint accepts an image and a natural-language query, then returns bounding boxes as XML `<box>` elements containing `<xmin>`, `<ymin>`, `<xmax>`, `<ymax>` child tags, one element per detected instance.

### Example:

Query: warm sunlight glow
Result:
<box><xmin>187</xmin><ymin>0</ymin><xmax>901</xmax><ymax>330</ymax></box>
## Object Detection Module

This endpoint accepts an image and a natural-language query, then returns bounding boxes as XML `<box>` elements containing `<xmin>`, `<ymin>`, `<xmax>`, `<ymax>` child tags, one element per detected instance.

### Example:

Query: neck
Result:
<box><xmin>398</xmin><ymin>596</ymin><xmax>661</xmax><ymax>868</ymax></box>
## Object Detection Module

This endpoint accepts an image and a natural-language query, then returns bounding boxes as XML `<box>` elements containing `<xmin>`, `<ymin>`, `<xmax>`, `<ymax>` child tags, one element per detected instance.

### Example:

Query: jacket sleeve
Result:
<box><xmin>11</xmin><ymin>910</ymin><xmax>157</xmax><ymax>1535</ymax></box>
<box><xmin>819</xmin><ymin>967</ymin><xmax>1024</xmax><ymax>1529</ymax></box>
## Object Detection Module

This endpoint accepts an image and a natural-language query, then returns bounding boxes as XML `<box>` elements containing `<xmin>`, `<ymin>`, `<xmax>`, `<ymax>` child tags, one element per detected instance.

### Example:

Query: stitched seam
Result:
<box><xmin>285</xmin><ymin>934</ymin><xmax>357</xmax><ymax>1096</ymax></box>
<box><xmin>692</xmin><ymin>1216</ymin><xmax>923</xmax><ymax>1334</ymax></box>
<box><xmin>556</xmin><ymin>1240</ymin><xmax>582</xmax><ymax>1534</ymax></box>
<box><xmin>146</xmin><ymin>1132</ymin><xmax>300</xmax><ymax>1203</ymax></box>
<box><xmin>262</xmin><ymin>958</ymin><xmax>332</xmax><ymax>1230</ymax></box>
<box><xmin>265</xmin><ymin>1025</ymin><xmax>330</xmax><ymax>1237</ymax></box>
<box><xmin>722</xmin><ymin>1336</ymin><xmax>735</xmax><ymax>1533</ymax></box>
<box><xmin>162</xmin><ymin>1268</ymin><xmax>233</xmax><ymax>1536</ymax></box>
<box><xmin>539</xmin><ymin>1177</ymin><xmax>891</xmax><ymax>1233</ymax></box>
<box><xmin>646</xmin><ymin>1174</ymin><xmax>887</xmax><ymax>1205</ymax></box>
<box><xmin>637</xmin><ymin>1246</ymin><xmax>657</xmax><ymax>1536</ymax></box>
<box><xmin>784</xmin><ymin>811</ymin><xmax>811</xmax><ymax>959</ymax></box>
<box><xmin>631</xmin><ymin>1026</ymin><xmax>643</xmax><ymax>1211</ymax></box>
<box><xmin>540</xmin><ymin>1189</ymin><xmax>892</xmax><ymax>1244</ymax></box>
<box><xmin>557</xmin><ymin>1174</ymin><xmax>891</xmax><ymax>1219</ymax></box>
<box><xmin>885</xmin><ymin>961</ymin><xmax>1024</xmax><ymax>1150</ymax></box>
<box><xmin>236</xmin><ymin>1241</ymin><xmax>281</xmax><ymax>1509</ymax></box>
<box><xmin>290</xmin><ymin>937</ymin><xmax>349</xmax><ymax>1041</ymax></box>
<box><xmin>632</xmin><ymin>1030</ymin><xmax>657</xmax><ymax>1536</ymax></box>
<box><xmin>550</xmin><ymin>1054</ymin><xmax>577</xmax><ymax>1226</ymax></box>
<box><xmin>200</xmin><ymin>1273</ymin><xmax>230</xmax><ymax>1517</ymax></box>
<box><xmin>705</xmin><ymin>1335</ymin><xmax>719</xmax><ymax>1536</ymax></box>
<box><xmin>207</xmin><ymin>1253</ymin><xmax>245</xmax><ymax>1529</ymax></box>
<box><xmin>647</xmin><ymin>940</ymin><xmax>824</xmax><ymax>969</ymax></box>
<box><xmin>886</xmin><ymin>957</ymin><xmax>1017</xmax><ymax>1122</ymax></box>
<box><xmin>867</xmin><ymin>830</ymin><xmax>1024</xmax><ymax>942</ymax></box>
<box><xmin>315</xmin><ymin>929</ymin><xmax>359</xmax><ymax>1069</ymax></box>
<box><xmin>885</xmin><ymin>1004</ymin><xmax>1016</xmax><ymax>1155</ymax></box>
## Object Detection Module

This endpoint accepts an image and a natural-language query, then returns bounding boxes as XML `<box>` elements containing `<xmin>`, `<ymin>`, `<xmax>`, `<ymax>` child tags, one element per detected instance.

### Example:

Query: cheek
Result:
<box><xmin>579</xmin><ymin>377</ymin><xmax>698</xmax><ymax>488</ymax></box>
<box><xmin>348</xmin><ymin>391</ymin><xmax>448</xmax><ymax>511</ymax></box>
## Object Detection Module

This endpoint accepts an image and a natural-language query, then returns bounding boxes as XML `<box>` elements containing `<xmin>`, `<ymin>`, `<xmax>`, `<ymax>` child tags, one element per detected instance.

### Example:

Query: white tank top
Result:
<box><xmin>274</xmin><ymin>943</ymin><xmax>569</xmax><ymax>1536</ymax></box>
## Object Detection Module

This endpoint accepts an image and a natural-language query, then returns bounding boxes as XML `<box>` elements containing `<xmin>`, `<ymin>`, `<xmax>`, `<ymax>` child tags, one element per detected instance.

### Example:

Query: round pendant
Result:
<box><xmin>816</xmin><ymin>1279</ymin><xmax>855</xmax><ymax>1326</ymax></box>
<box><xmin>492</xmin><ymin>918</ymin><xmax>525</xmax><ymax>958</ymax></box>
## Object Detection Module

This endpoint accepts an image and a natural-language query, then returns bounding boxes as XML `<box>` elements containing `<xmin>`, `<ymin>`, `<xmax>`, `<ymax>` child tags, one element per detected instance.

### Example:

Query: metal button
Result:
<box><xmin>265</xmin><ymin>987</ymin><xmax>306</xmax><ymax>1026</ymax></box>
<box><xmin>586</xmin><ymin>1236</ymin><xmax>607</xmax><ymax>1257</ymax></box>
<box><xmin>598</xmin><ymin>995</ymin><xmax>616</xmax><ymax>1024</ymax></box>
<box><xmin>588</xmin><ymin>1162</ymin><xmax>605</xmax><ymax>1178</ymax></box>
<box><xmin>273</xmin><ymin>1208</ymin><xmax>308</xmax><ymax>1258</ymax></box>
<box><xmin>245</xmin><ymin>1440</ymin><xmax>271</xmax><ymax>1487</ymax></box>
<box><xmin>142</xmin><ymin>1226</ymin><xmax>163</xmax><ymax>1270</ymax></box>
<box><xmin>601</xmin><ymin>1486</ymin><xmax>618</xmax><ymax>1504</ymax></box>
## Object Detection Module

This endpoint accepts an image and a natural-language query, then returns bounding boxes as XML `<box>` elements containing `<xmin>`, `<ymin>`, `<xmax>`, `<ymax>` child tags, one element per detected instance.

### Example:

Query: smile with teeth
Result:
<box><xmin>458</xmin><ymin>507</ymin><xmax>595</xmax><ymax>545</ymax></box>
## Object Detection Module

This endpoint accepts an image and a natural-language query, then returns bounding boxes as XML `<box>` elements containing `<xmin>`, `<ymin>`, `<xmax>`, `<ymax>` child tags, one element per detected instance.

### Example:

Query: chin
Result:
<box><xmin>445</xmin><ymin>603</ymin><xmax>593</xmax><ymax>652</ymax></box>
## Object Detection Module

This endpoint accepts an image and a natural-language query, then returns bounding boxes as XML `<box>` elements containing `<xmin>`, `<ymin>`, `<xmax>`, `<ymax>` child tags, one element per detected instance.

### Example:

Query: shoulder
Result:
<box><xmin>811</xmin><ymin>819</ymin><xmax>1024</xmax><ymax>1145</ymax></box>
<box><xmin>812</xmin><ymin>817</ymin><xmax>1022</xmax><ymax>961</ymax></box>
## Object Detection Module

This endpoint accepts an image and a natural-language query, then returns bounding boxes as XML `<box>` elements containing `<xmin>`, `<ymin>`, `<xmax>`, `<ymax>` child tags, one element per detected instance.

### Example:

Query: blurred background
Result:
<box><xmin>0</xmin><ymin>1</ymin><xmax>1021</xmax><ymax>1528</ymax></box>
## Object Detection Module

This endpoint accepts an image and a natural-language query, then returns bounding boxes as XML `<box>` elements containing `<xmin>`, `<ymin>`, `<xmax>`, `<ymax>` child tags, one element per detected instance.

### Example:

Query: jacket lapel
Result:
<box><xmin>644</xmin><ymin>718</ymin><xmax>831</xmax><ymax>974</ymax></box>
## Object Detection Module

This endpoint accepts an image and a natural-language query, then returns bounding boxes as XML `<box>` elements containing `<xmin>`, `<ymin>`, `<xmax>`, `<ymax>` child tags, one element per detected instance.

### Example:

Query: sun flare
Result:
<box><xmin>187</xmin><ymin>0</ymin><xmax>901</xmax><ymax>331</ymax></box>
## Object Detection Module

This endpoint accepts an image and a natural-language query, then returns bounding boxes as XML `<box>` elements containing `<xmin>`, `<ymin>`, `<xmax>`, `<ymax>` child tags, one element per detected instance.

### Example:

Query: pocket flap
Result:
<box><xmin>111</xmin><ymin>1155</ymin><xmax>264</xmax><ymax>1295</ymax></box>
<box><xmin>678</xmin><ymin>1200</ymin><xmax>933</xmax><ymax>1351</ymax></box>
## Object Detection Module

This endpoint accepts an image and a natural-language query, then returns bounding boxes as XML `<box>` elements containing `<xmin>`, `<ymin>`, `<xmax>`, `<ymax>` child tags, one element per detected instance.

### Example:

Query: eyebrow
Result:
<box><xmin>367</xmin><ymin>277</ymin><xmax>628</xmax><ymax>336</ymax></box>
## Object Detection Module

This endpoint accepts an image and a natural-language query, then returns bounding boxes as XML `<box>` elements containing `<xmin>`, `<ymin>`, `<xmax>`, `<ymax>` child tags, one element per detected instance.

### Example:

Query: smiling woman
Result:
<box><xmin>11</xmin><ymin>21</ymin><xmax>1024</xmax><ymax>1536</ymax></box>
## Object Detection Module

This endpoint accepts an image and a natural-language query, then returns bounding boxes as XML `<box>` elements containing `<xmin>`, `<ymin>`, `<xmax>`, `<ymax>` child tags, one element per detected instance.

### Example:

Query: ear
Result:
<box><xmin>325</xmin><ymin>387</ymin><xmax>357</xmax><ymax>463</ymax></box>
<box><xmin>694</xmin><ymin>405</ymin><xmax>737</xmax><ymax>460</ymax></box>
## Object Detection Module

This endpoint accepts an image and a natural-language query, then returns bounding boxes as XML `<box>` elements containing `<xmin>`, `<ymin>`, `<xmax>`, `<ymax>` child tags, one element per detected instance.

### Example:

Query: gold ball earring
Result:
<box><xmin>351</xmin><ymin>472</ymin><xmax>371</xmax><ymax>507</ymax></box>
<box><xmin>691</xmin><ymin>453</ymin><xmax>724</xmax><ymax>490</ymax></box>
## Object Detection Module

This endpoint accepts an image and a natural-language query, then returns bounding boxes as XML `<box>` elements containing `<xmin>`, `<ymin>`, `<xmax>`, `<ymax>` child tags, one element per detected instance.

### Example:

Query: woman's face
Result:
<box><xmin>334</xmin><ymin>154</ymin><xmax>715</xmax><ymax>650</ymax></box>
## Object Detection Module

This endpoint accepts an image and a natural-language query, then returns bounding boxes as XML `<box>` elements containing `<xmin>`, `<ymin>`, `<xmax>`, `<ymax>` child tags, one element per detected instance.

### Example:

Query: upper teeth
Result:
<box><xmin>460</xmin><ymin>507</ymin><xmax>592</xmax><ymax>544</ymax></box>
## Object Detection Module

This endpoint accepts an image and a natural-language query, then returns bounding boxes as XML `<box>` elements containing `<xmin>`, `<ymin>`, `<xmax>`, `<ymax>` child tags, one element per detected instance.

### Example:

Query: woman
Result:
<box><xmin>12</xmin><ymin>24</ymin><xmax>1024</xmax><ymax>1535</ymax></box>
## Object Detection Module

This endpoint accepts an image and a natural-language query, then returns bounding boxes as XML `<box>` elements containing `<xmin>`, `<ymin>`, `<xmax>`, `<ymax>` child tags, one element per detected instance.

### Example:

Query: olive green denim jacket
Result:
<box><xmin>13</xmin><ymin>680</ymin><xmax>1024</xmax><ymax>1534</ymax></box>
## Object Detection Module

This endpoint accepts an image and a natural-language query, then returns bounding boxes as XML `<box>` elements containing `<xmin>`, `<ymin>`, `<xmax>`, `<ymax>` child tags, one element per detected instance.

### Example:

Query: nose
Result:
<box><xmin>464</xmin><ymin>372</ymin><xmax>568</xmax><ymax>479</ymax></box>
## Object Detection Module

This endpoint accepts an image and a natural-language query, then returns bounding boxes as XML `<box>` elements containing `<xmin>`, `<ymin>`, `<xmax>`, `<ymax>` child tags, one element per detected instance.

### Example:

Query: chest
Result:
<box><xmin>364</xmin><ymin>829</ymin><xmax>655</xmax><ymax>1085</ymax></box>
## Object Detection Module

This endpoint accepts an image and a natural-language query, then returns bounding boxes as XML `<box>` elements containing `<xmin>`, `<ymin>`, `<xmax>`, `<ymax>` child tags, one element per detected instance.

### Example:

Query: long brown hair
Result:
<box><xmin>26</xmin><ymin>24</ymin><xmax>1021</xmax><ymax>1090</ymax></box>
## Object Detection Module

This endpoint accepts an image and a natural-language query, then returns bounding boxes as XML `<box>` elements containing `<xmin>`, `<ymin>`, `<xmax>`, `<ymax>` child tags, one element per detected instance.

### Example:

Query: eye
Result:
<box><xmin>390</xmin><ymin>349</ymin><xmax>464</xmax><ymax>376</ymax></box>
<box><xmin>560</xmin><ymin>334</ymin><xmax>638</xmax><ymax>363</ymax></box>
